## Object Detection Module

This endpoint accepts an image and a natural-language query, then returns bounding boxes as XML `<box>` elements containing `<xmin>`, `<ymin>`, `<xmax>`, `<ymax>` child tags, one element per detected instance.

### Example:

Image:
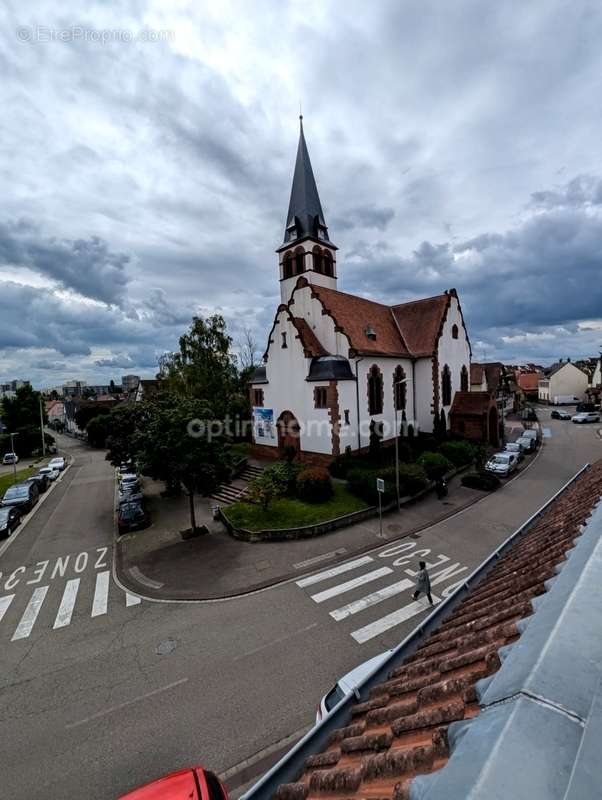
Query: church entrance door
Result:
<box><xmin>277</xmin><ymin>410</ymin><xmax>301</xmax><ymax>459</ymax></box>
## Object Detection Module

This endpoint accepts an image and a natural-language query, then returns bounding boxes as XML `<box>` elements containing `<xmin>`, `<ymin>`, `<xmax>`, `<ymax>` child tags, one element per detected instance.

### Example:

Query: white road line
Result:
<box><xmin>311</xmin><ymin>567</ymin><xmax>394</xmax><ymax>604</ymax></box>
<box><xmin>65</xmin><ymin>678</ymin><xmax>189</xmax><ymax>729</ymax></box>
<box><xmin>126</xmin><ymin>593</ymin><xmax>141</xmax><ymax>607</ymax></box>
<box><xmin>53</xmin><ymin>578</ymin><xmax>80</xmax><ymax>629</ymax></box>
<box><xmin>91</xmin><ymin>571</ymin><xmax>110</xmax><ymax>617</ymax></box>
<box><xmin>296</xmin><ymin>556</ymin><xmax>374</xmax><ymax>588</ymax></box>
<box><xmin>12</xmin><ymin>586</ymin><xmax>49</xmax><ymax>640</ymax></box>
<box><xmin>0</xmin><ymin>594</ymin><xmax>15</xmax><ymax>623</ymax></box>
<box><xmin>351</xmin><ymin>593</ymin><xmax>441</xmax><ymax>644</ymax></box>
<box><xmin>293</xmin><ymin>548</ymin><xmax>347</xmax><ymax>570</ymax></box>
<box><xmin>330</xmin><ymin>578</ymin><xmax>415</xmax><ymax>621</ymax></box>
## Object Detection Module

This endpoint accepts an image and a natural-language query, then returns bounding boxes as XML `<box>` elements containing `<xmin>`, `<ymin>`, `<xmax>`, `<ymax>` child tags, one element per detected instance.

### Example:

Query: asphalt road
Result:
<box><xmin>0</xmin><ymin>413</ymin><xmax>600</xmax><ymax>799</ymax></box>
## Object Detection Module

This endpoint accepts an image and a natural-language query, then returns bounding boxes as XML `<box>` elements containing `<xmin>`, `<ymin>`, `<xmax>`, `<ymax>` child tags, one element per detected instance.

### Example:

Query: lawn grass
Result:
<box><xmin>0</xmin><ymin>466</ymin><xmax>36</xmax><ymax>496</ymax></box>
<box><xmin>224</xmin><ymin>483</ymin><xmax>369</xmax><ymax>531</ymax></box>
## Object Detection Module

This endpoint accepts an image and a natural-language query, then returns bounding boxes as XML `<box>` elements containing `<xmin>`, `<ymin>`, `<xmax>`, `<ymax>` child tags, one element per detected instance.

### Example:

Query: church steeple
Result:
<box><xmin>281</xmin><ymin>116</ymin><xmax>333</xmax><ymax>247</ymax></box>
<box><xmin>277</xmin><ymin>118</ymin><xmax>338</xmax><ymax>302</ymax></box>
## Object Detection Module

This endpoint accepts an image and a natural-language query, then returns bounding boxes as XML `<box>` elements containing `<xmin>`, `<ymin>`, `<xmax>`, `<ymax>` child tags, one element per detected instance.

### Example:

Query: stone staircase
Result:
<box><xmin>211</xmin><ymin>462</ymin><xmax>265</xmax><ymax>506</ymax></box>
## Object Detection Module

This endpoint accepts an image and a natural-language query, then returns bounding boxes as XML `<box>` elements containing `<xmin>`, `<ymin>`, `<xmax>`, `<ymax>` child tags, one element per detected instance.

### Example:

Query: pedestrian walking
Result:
<box><xmin>412</xmin><ymin>560</ymin><xmax>433</xmax><ymax>605</ymax></box>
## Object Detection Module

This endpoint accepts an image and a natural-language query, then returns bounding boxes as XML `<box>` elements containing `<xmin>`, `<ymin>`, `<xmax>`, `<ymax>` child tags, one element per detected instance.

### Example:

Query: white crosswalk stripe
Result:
<box><xmin>310</xmin><ymin>567</ymin><xmax>393</xmax><ymax>604</ymax></box>
<box><xmin>91</xmin><ymin>571</ymin><xmax>110</xmax><ymax>617</ymax></box>
<box><xmin>296</xmin><ymin>556</ymin><xmax>374</xmax><ymax>588</ymax></box>
<box><xmin>54</xmin><ymin>578</ymin><xmax>80</xmax><ymax>629</ymax></box>
<box><xmin>295</xmin><ymin>544</ymin><xmax>469</xmax><ymax>645</ymax></box>
<box><xmin>12</xmin><ymin>586</ymin><xmax>49</xmax><ymax>641</ymax></box>
<box><xmin>0</xmin><ymin>572</ymin><xmax>143</xmax><ymax>644</ymax></box>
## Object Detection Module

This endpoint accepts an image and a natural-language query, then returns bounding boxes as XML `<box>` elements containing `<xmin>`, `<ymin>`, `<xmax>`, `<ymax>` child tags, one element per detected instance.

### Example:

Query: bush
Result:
<box><xmin>439</xmin><ymin>440</ymin><xmax>475</xmax><ymax>467</ymax></box>
<box><xmin>417</xmin><ymin>451</ymin><xmax>453</xmax><ymax>479</ymax></box>
<box><xmin>461</xmin><ymin>472</ymin><xmax>501</xmax><ymax>491</ymax></box>
<box><xmin>347</xmin><ymin>464</ymin><xmax>428</xmax><ymax>506</ymax></box>
<box><xmin>296</xmin><ymin>467</ymin><xmax>334</xmax><ymax>503</ymax></box>
<box><xmin>264</xmin><ymin>461</ymin><xmax>303</xmax><ymax>496</ymax></box>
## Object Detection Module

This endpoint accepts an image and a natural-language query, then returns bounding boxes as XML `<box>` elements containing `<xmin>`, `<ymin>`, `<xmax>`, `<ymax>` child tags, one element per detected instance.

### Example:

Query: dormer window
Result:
<box><xmin>364</xmin><ymin>325</ymin><xmax>377</xmax><ymax>341</ymax></box>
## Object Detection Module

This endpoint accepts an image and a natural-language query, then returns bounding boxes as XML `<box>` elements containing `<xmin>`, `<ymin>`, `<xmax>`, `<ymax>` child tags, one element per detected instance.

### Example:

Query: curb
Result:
<box><xmin>114</xmin><ymin>437</ymin><xmax>545</xmax><ymax>604</ymax></box>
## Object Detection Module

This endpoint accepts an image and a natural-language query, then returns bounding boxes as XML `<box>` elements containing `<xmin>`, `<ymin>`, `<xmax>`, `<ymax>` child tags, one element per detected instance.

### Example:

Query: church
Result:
<box><xmin>249</xmin><ymin>119</ymin><xmax>478</xmax><ymax>466</ymax></box>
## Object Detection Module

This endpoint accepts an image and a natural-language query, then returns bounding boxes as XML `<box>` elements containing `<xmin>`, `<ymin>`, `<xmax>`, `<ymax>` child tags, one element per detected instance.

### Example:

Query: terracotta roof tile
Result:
<box><xmin>390</xmin><ymin>295</ymin><xmax>450</xmax><ymax>358</ymax></box>
<box><xmin>470</xmin><ymin>364</ymin><xmax>484</xmax><ymax>384</ymax></box>
<box><xmin>517</xmin><ymin>372</ymin><xmax>540</xmax><ymax>391</ymax></box>
<box><xmin>291</xmin><ymin>317</ymin><xmax>328</xmax><ymax>357</ymax></box>
<box><xmin>308</xmin><ymin>284</ymin><xmax>410</xmax><ymax>357</ymax></box>
<box><xmin>449</xmin><ymin>391</ymin><xmax>493</xmax><ymax>416</ymax></box>
<box><xmin>267</xmin><ymin>460</ymin><xmax>602</xmax><ymax>800</ymax></box>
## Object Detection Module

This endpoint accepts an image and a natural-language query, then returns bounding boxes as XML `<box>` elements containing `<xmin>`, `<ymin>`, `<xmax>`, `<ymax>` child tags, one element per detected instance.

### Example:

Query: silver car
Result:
<box><xmin>486</xmin><ymin>452</ymin><xmax>518</xmax><ymax>477</ymax></box>
<box><xmin>572</xmin><ymin>412</ymin><xmax>600</xmax><ymax>424</ymax></box>
<box><xmin>516</xmin><ymin>435</ymin><xmax>535</xmax><ymax>453</ymax></box>
<box><xmin>504</xmin><ymin>442</ymin><xmax>524</xmax><ymax>461</ymax></box>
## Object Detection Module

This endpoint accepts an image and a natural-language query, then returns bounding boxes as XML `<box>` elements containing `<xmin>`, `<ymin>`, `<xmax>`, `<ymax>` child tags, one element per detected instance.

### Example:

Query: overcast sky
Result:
<box><xmin>2</xmin><ymin>0</ymin><xmax>602</xmax><ymax>388</ymax></box>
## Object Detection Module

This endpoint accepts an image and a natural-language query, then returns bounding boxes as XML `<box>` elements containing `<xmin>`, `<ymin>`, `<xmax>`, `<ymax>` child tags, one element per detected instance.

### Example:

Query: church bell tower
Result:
<box><xmin>277</xmin><ymin>117</ymin><xmax>338</xmax><ymax>303</ymax></box>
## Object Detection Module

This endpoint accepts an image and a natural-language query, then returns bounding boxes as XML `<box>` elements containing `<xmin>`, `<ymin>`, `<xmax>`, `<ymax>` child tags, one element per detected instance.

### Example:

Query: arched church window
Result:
<box><xmin>312</xmin><ymin>246</ymin><xmax>323</xmax><ymax>273</ymax></box>
<box><xmin>393</xmin><ymin>365</ymin><xmax>407</xmax><ymax>411</ymax></box>
<box><xmin>323</xmin><ymin>252</ymin><xmax>333</xmax><ymax>277</ymax></box>
<box><xmin>441</xmin><ymin>364</ymin><xmax>452</xmax><ymax>406</ymax></box>
<box><xmin>452</xmin><ymin>324</ymin><xmax>459</xmax><ymax>339</ymax></box>
<box><xmin>283</xmin><ymin>252</ymin><xmax>294</xmax><ymax>280</ymax></box>
<box><xmin>367</xmin><ymin>365</ymin><xmax>383</xmax><ymax>415</ymax></box>
<box><xmin>294</xmin><ymin>247</ymin><xmax>305</xmax><ymax>275</ymax></box>
<box><xmin>460</xmin><ymin>365</ymin><xmax>469</xmax><ymax>392</ymax></box>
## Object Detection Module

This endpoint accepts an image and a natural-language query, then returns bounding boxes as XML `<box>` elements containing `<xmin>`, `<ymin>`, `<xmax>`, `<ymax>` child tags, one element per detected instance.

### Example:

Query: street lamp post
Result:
<box><xmin>9</xmin><ymin>432</ymin><xmax>19</xmax><ymax>484</ymax></box>
<box><xmin>394</xmin><ymin>378</ymin><xmax>408</xmax><ymax>511</ymax></box>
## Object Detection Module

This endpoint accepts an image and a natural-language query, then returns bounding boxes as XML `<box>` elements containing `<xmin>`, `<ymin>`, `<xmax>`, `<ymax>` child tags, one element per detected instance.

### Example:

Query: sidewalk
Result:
<box><xmin>115</xmin><ymin>473</ymin><xmax>485</xmax><ymax>601</ymax></box>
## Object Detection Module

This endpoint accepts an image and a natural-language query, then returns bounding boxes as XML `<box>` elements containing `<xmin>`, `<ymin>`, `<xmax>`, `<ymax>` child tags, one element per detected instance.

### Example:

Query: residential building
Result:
<box><xmin>249</xmin><ymin>119</ymin><xmax>473</xmax><ymax>465</ymax></box>
<box><xmin>45</xmin><ymin>400</ymin><xmax>65</xmax><ymax>427</ymax></box>
<box><xmin>121</xmin><ymin>374</ymin><xmax>140</xmax><ymax>392</ymax></box>
<box><xmin>516</xmin><ymin>370</ymin><xmax>541</xmax><ymax>401</ymax></box>
<box><xmin>0</xmin><ymin>379</ymin><xmax>31</xmax><ymax>399</ymax></box>
<box><xmin>62</xmin><ymin>380</ymin><xmax>87</xmax><ymax>398</ymax></box>
<box><xmin>134</xmin><ymin>379</ymin><xmax>161</xmax><ymax>403</ymax></box>
<box><xmin>538</xmin><ymin>359</ymin><xmax>589</xmax><ymax>403</ymax></box>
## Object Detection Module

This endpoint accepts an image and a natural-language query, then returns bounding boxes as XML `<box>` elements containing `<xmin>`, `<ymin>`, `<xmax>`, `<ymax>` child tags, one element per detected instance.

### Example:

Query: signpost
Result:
<box><xmin>376</xmin><ymin>477</ymin><xmax>385</xmax><ymax>538</ymax></box>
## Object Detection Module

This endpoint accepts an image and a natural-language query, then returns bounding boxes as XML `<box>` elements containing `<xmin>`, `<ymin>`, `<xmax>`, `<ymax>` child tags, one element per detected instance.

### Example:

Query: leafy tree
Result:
<box><xmin>109</xmin><ymin>379</ymin><xmax>119</xmax><ymax>394</ymax></box>
<box><xmin>1</xmin><ymin>385</ymin><xmax>46</xmax><ymax>457</ymax></box>
<box><xmin>74</xmin><ymin>402</ymin><xmax>112</xmax><ymax>432</ymax></box>
<box><xmin>248</xmin><ymin>470</ymin><xmax>282</xmax><ymax>512</ymax></box>
<box><xmin>134</xmin><ymin>396</ymin><xmax>231</xmax><ymax>531</ymax></box>
<box><xmin>105</xmin><ymin>405</ymin><xmax>148</xmax><ymax>466</ymax></box>
<box><xmin>86</xmin><ymin>415</ymin><xmax>113</xmax><ymax>448</ymax></box>
<box><xmin>159</xmin><ymin>315</ymin><xmax>238</xmax><ymax>417</ymax></box>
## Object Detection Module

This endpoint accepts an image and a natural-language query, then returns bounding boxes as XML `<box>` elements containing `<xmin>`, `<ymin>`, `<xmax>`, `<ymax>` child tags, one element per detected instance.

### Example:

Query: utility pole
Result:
<box><xmin>39</xmin><ymin>394</ymin><xmax>46</xmax><ymax>457</ymax></box>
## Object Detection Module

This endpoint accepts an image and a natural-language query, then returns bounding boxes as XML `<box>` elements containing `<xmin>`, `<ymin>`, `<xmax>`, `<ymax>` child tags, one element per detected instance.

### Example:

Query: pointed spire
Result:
<box><xmin>282</xmin><ymin>117</ymin><xmax>332</xmax><ymax>247</ymax></box>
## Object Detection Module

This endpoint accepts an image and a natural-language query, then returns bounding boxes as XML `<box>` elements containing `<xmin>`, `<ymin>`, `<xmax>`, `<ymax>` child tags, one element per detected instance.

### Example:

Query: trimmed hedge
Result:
<box><xmin>439</xmin><ymin>440</ymin><xmax>476</xmax><ymax>467</ymax></box>
<box><xmin>296</xmin><ymin>467</ymin><xmax>334</xmax><ymax>503</ymax></box>
<box><xmin>461</xmin><ymin>472</ymin><xmax>501</xmax><ymax>491</ymax></box>
<box><xmin>417</xmin><ymin>451</ymin><xmax>453</xmax><ymax>479</ymax></box>
<box><xmin>329</xmin><ymin>442</ymin><xmax>412</xmax><ymax>479</ymax></box>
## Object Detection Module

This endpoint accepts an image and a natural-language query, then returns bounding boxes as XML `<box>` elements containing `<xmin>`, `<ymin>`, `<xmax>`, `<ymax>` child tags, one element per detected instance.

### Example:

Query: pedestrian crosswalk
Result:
<box><xmin>0</xmin><ymin>570</ymin><xmax>142</xmax><ymax>644</ymax></box>
<box><xmin>295</xmin><ymin>543</ymin><xmax>469</xmax><ymax>645</ymax></box>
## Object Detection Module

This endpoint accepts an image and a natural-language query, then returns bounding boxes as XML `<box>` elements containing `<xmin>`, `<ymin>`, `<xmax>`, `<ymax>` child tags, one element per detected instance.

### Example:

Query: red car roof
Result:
<box><xmin>118</xmin><ymin>768</ymin><xmax>200</xmax><ymax>800</ymax></box>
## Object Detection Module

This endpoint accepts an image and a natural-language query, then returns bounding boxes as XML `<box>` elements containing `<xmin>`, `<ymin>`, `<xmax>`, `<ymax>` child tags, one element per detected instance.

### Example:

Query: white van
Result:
<box><xmin>552</xmin><ymin>395</ymin><xmax>580</xmax><ymax>405</ymax></box>
<box><xmin>316</xmin><ymin>650</ymin><xmax>393</xmax><ymax>723</ymax></box>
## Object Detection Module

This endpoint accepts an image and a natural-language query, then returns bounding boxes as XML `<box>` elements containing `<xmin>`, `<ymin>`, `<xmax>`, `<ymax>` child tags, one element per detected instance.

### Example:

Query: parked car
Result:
<box><xmin>316</xmin><ymin>649</ymin><xmax>393</xmax><ymax>724</ymax></box>
<box><xmin>1</xmin><ymin>481</ymin><xmax>40</xmax><ymax>513</ymax></box>
<box><xmin>516</xmin><ymin>435</ymin><xmax>536</xmax><ymax>453</ymax></box>
<box><xmin>576</xmin><ymin>402</ymin><xmax>597</xmax><ymax>413</ymax></box>
<box><xmin>522</xmin><ymin>407</ymin><xmax>538</xmax><ymax>421</ymax></box>
<box><xmin>118</xmin><ymin>766</ymin><xmax>229</xmax><ymax>800</ymax></box>
<box><xmin>572</xmin><ymin>412</ymin><xmax>601</xmax><ymax>424</ymax></box>
<box><xmin>24</xmin><ymin>473</ymin><xmax>49</xmax><ymax>493</ymax></box>
<box><xmin>117</xmin><ymin>501</ymin><xmax>150</xmax><ymax>534</ymax></box>
<box><xmin>521</xmin><ymin>429</ymin><xmax>539</xmax><ymax>443</ymax></box>
<box><xmin>2</xmin><ymin>452</ymin><xmax>19</xmax><ymax>465</ymax></box>
<box><xmin>38</xmin><ymin>466</ymin><xmax>60</xmax><ymax>481</ymax></box>
<box><xmin>551</xmin><ymin>409</ymin><xmax>572</xmax><ymax>420</ymax></box>
<box><xmin>0</xmin><ymin>506</ymin><xmax>21</xmax><ymax>538</ymax></box>
<box><xmin>504</xmin><ymin>442</ymin><xmax>524</xmax><ymax>461</ymax></box>
<box><xmin>118</xmin><ymin>483</ymin><xmax>144</xmax><ymax>506</ymax></box>
<box><xmin>485</xmin><ymin>452</ymin><xmax>518</xmax><ymax>477</ymax></box>
<box><xmin>119</xmin><ymin>472</ymin><xmax>139</xmax><ymax>486</ymax></box>
<box><xmin>48</xmin><ymin>456</ymin><xmax>66</xmax><ymax>471</ymax></box>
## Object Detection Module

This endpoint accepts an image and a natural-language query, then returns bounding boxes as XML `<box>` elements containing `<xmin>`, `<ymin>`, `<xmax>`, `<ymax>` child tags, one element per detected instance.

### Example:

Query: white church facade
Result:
<box><xmin>250</xmin><ymin>119</ymin><xmax>473</xmax><ymax>466</ymax></box>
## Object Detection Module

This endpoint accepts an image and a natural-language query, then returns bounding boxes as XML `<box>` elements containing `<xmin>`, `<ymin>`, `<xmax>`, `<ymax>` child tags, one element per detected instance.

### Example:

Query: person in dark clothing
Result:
<box><xmin>435</xmin><ymin>477</ymin><xmax>447</xmax><ymax>499</ymax></box>
<box><xmin>412</xmin><ymin>560</ymin><xmax>433</xmax><ymax>605</ymax></box>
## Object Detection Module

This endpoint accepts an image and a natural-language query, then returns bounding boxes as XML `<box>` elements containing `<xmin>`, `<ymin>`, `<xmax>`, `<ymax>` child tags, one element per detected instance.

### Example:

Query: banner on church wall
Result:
<box><xmin>253</xmin><ymin>407</ymin><xmax>276</xmax><ymax>442</ymax></box>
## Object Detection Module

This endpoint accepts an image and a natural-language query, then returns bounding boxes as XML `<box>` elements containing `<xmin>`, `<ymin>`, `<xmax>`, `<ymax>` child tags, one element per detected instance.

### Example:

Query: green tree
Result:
<box><xmin>74</xmin><ymin>403</ymin><xmax>112</xmax><ymax>432</ymax></box>
<box><xmin>1</xmin><ymin>385</ymin><xmax>46</xmax><ymax>457</ymax></box>
<box><xmin>105</xmin><ymin>405</ymin><xmax>148</xmax><ymax>466</ymax></box>
<box><xmin>86</xmin><ymin>415</ymin><xmax>113</xmax><ymax>448</ymax></box>
<box><xmin>159</xmin><ymin>315</ymin><xmax>238</xmax><ymax>417</ymax></box>
<box><xmin>109</xmin><ymin>379</ymin><xmax>118</xmax><ymax>394</ymax></box>
<box><xmin>134</xmin><ymin>396</ymin><xmax>231</xmax><ymax>532</ymax></box>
